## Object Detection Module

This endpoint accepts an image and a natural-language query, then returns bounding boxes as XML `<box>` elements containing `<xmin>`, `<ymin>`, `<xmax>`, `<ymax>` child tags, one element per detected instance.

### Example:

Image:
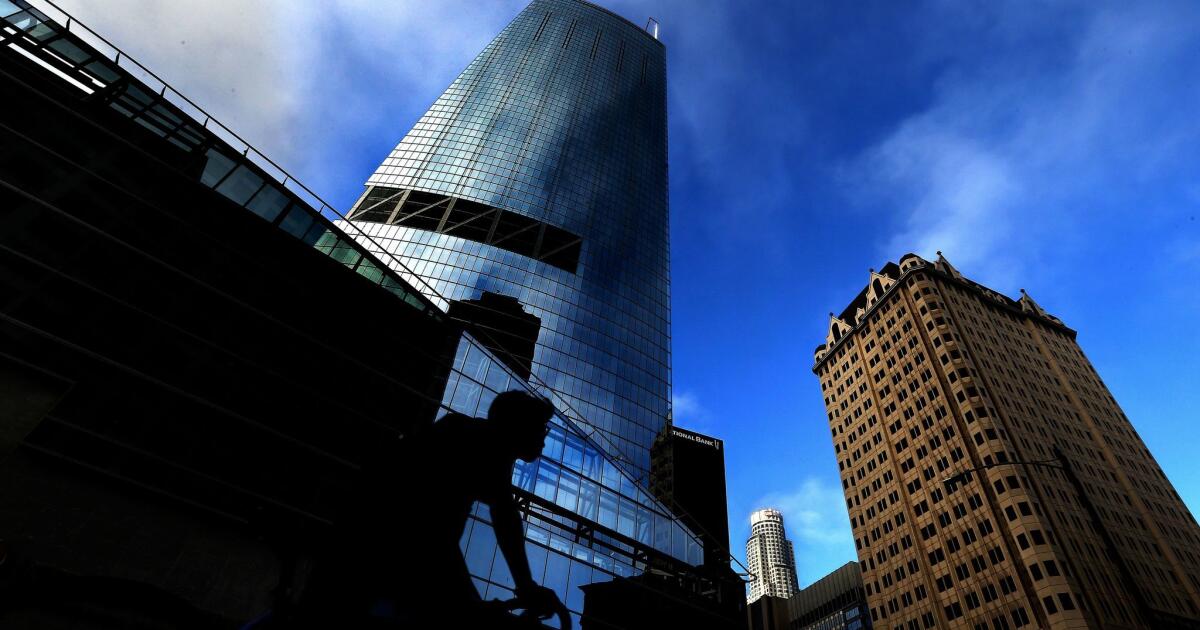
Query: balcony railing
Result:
<box><xmin>2</xmin><ymin>0</ymin><xmax>735</xmax><ymax>579</ymax></box>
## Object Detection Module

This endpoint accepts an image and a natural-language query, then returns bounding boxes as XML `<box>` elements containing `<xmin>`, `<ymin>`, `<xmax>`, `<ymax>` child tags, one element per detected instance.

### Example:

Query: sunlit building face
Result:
<box><xmin>814</xmin><ymin>253</ymin><xmax>1200</xmax><ymax>629</ymax></box>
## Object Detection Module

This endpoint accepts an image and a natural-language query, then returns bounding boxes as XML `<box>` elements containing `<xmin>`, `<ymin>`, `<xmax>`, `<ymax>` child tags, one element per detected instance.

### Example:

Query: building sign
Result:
<box><xmin>671</xmin><ymin>428</ymin><xmax>721</xmax><ymax>450</ymax></box>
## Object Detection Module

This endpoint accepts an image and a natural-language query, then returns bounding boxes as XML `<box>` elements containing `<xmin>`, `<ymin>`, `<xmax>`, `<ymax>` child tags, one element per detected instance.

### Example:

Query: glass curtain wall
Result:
<box><xmin>347</xmin><ymin>0</ymin><xmax>671</xmax><ymax>480</ymax></box>
<box><xmin>0</xmin><ymin>2</ymin><xmax>705</xmax><ymax>628</ymax></box>
<box><xmin>443</xmin><ymin>334</ymin><xmax>702</xmax><ymax>629</ymax></box>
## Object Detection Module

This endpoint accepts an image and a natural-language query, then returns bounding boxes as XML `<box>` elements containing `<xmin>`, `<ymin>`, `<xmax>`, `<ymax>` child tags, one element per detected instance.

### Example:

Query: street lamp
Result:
<box><xmin>941</xmin><ymin>446</ymin><xmax>1153</xmax><ymax>626</ymax></box>
<box><xmin>941</xmin><ymin>456</ymin><xmax>1061</xmax><ymax>489</ymax></box>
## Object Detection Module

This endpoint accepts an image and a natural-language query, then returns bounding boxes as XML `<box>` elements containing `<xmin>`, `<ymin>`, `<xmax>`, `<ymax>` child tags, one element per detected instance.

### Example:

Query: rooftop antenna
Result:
<box><xmin>645</xmin><ymin>17</ymin><xmax>659</xmax><ymax>40</ymax></box>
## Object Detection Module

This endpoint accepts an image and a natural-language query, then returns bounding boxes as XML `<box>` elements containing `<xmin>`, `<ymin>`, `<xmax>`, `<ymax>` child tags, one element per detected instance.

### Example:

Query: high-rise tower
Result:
<box><xmin>0</xmin><ymin>1</ymin><xmax>712</xmax><ymax>627</ymax></box>
<box><xmin>813</xmin><ymin>253</ymin><xmax>1200</xmax><ymax>629</ymax></box>
<box><xmin>651</xmin><ymin>426</ymin><xmax>732</xmax><ymax>569</ymax></box>
<box><xmin>338</xmin><ymin>2</ymin><xmax>722</xmax><ymax>625</ymax></box>
<box><xmin>345</xmin><ymin>0</ymin><xmax>670</xmax><ymax>479</ymax></box>
<box><xmin>747</xmin><ymin>508</ymin><xmax>800</xmax><ymax>604</ymax></box>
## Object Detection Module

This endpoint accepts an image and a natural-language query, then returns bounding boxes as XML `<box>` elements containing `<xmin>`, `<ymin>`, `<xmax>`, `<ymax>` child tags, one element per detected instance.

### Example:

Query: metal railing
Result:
<box><xmin>6</xmin><ymin>0</ymin><xmax>750</xmax><ymax>581</ymax></box>
<box><xmin>8</xmin><ymin>0</ymin><xmax>655</xmax><ymax>466</ymax></box>
<box><xmin>12</xmin><ymin>0</ymin><xmax>450</xmax><ymax>313</ymax></box>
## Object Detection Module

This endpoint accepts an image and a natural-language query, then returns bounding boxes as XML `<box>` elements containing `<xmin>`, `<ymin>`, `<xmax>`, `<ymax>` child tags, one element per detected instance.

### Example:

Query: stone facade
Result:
<box><xmin>813</xmin><ymin>253</ymin><xmax>1200</xmax><ymax>629</ymax></box>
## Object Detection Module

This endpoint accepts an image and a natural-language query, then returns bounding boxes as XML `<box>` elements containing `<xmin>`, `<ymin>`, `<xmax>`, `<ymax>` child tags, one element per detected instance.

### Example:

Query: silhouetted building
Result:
<box><xmin>813</xmin><ymin>252</ymin><xmax>1200</xmax><ymax>629</ymax></box>
<box><xmin>748</xmin><ymin>563</ymin><xmax>870</xmax><ymax>630</ymax></box>
<box><xmin>0</xmin><ymin>1</ymin><xmax>722</xmax><ymax>628</ymax></box>
<box><xmin>651</xmin><ymin>426</ymin><xmax>731</xmax><ymax>569</ymax></box>
<box><xmin>787</xmin><ymin>562</ymin><xmax>870</xmax><ymax>630</ymax></box>
<box><xmin>448</xmin><ymin>291</ymin><xmax>541</xmax><ymax>381</ymax></box>
<box><xmin>651</xmin><ymin>425</ymin><xmax>745</xmax><ymax>620</ymax></box>
<box><xmin>0</xmin><ymin>2</ymin><xmax>458</xmax><ymax>625</ymax></box>
<box><xmin>580</xmin><ymin>569</ymin><xmax>744</xmax><ymax>630</ymax></box>
<box><xmin>747</xmin><ymin>509</ymin><xmax>800</xmax><ymax>604</ymax></box>
<box><xmin>748</xmin><ymin>595</ymin><xmax>792</xmax><ymax>630</ymax></box>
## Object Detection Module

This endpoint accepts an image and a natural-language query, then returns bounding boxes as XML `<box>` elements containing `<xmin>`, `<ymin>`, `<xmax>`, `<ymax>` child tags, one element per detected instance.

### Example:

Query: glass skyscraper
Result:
<box><xmin>339</xmin><ymin>1</ymin><xmax>717</xmax><ymax>626</ymax></box>
<box><xmin>345</xmin><ymin>0</ymin><xmax>670</xmax><ymax>480</ymax></box>
<box><xmin>0</xmin><ymin>1</ymin><xmax>714</xmax><ymax>628</ymax></box>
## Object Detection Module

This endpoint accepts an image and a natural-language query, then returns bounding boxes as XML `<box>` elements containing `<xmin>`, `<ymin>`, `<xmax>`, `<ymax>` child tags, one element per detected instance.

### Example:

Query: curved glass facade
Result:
<box><xmin>440</xmin><ymin>333</ymin><xmax>703</xmax><ymax>627</ymax></box>
<box><xmin>347</xmin><ymin>0</ymin><xmax>669</xmax><ymax>477</ymax></box>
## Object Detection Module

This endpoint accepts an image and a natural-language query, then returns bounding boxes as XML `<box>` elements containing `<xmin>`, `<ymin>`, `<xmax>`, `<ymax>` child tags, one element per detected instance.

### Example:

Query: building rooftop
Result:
<box><xmin>812</xmin><ymin>252</ymin><xmax>1074</xmax><ymax>370</ymax></box>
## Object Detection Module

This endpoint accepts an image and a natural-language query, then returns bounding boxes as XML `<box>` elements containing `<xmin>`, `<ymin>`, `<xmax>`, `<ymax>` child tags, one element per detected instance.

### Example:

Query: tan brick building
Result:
<box><xmin>811</xmin><ymin>253</ymin><xmax>1200</xmax><ymax>630</ymax></box>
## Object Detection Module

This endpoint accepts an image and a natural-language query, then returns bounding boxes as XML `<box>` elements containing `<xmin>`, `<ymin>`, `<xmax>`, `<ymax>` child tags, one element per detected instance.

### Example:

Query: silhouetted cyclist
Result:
<box><xmin>285</xmin><ymin>390</ymin><xmax>565</xmax><ymax>628</ymax></box>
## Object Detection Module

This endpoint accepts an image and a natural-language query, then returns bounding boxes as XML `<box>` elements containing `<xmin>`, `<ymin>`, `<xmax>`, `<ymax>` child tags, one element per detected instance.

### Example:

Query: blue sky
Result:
<box><xmin>59</xmin><ymin>0</ymin><xmax>1200</xmax><ymax>586</ymax></box>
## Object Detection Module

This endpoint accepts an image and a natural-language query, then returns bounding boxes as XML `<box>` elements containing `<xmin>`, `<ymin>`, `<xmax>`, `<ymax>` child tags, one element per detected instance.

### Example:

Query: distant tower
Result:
<box><xmin>446</xmin><ymin>291</ymin><xmax>541</xmax><ymax>381</ymax></box>
<box><xmin>746</xmin><ymin>508</ymin><xmax>800</xmax><ymax>603</ymax></box>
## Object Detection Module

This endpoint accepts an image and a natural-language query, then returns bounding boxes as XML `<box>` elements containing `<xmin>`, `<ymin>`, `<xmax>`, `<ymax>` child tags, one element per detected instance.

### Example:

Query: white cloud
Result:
<box><xmin>869</xmin><ymin>129</ymin><xmax>1019</xmax><ymax>284</ymax></box>
<box><xmin>750</xmin><ymin>476</ymin><xmax>856</xmax><ymax>585</ymax></box>
<box><xmin>49</xmin><ymin>0</ymin><xmax>526</xmax><ymax>180</ymax></box>
<box><xmin>52</xmin><ymin>0</ymin><xmax>304</xmax><ymax>164</ymax></box>
<box><xmin>756</xmin><ymin>477</ymin><xmax>851</xmax><ymax>546</ymax></box>
<box><xmin>672</xmin><ymin>389</ymin><xmax>724</xmax><ymax>437</ymax></box>
<box><xmin>672</xmin><ymin>390</ymin><xmax>703</xmax><ymax>419</ymax></box>
<box><xmin>849</xmin><ymin>2</ymin><xmax>1200</xmax><ymax>288</ymax></box>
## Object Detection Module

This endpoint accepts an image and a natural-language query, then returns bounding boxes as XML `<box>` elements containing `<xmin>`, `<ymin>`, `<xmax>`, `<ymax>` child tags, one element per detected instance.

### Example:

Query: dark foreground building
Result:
<box><xmin>651</xmin><ymin>426</ymin><xmax>732</xmax><ymax>568</ymax></box>
<box><xmin>0</xmin><ymin>1</ymin><xmax>730</xmax><ymax>628</ymax></box>
<box><xmin>747</xmin><ymin>563</ymin><xmax>870</xmax><ymax>630</ymax></box>
<box><xmin>0</xmin><ymin>2</ymin><xmax>458</xmax><ymax>625</ymax></box>
<box><xmin>447</xmin><ymin>291</ymin><xmax>543</xmax><ymax>381</ymax></box>
<box><xmin>788</xmin><ymin>562</ymin><xmax>870</xmax><ymax>630</ymax></box>
<box><xmin>650</xmin><ymin>425</ymin><xmax>745</xmax><ymax>619</ymax></box>
<box><xmin>748</xmin><ymin>596</ymin><xmax>793</xmax><ymax>630</ymax></box>
<box><xmin>580</xmin><ymin>568</ymin><xmax>743</xmax><ymax>630</ymax></box>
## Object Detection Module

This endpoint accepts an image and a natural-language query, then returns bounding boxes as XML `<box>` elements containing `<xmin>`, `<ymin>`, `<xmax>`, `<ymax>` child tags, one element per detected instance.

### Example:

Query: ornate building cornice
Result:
<box><xmin>812</xmin><ymin>252</ymin><xmax>1075</xmax><ymax>372</ymax></box>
